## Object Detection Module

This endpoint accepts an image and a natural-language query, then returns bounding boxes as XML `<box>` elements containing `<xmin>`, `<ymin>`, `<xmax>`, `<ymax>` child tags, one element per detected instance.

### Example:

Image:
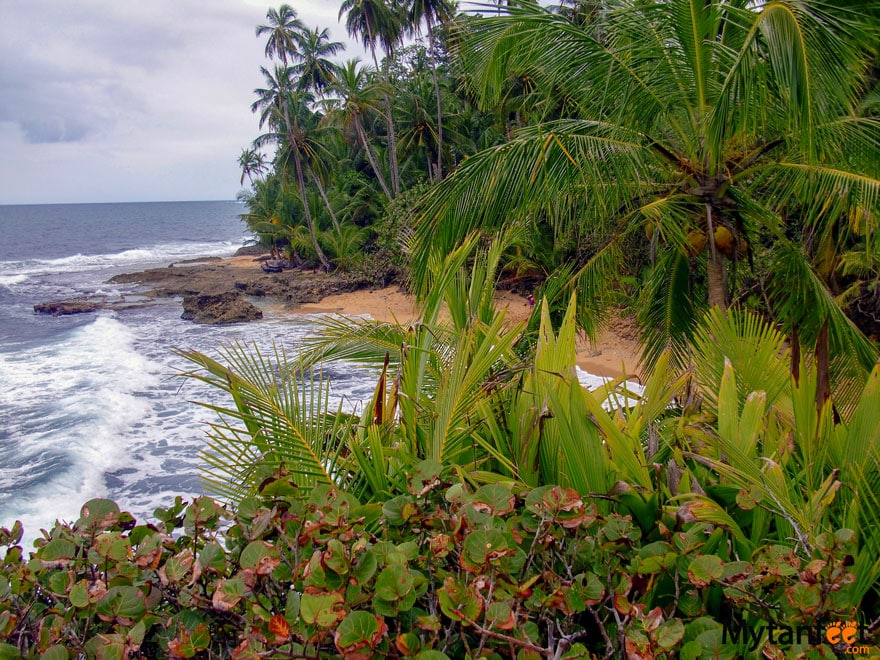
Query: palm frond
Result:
<box><xmin>178</xmin><ymin>343</ymin><xmax>357</xmax><ymax>503</ymax></box>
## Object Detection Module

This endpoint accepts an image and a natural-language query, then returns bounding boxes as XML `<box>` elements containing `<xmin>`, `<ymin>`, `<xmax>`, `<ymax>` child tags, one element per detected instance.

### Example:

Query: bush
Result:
<box><xmin>0</xmin><ymin>465</ymin><xmax>872</xmax><ymax>658</ymax></box>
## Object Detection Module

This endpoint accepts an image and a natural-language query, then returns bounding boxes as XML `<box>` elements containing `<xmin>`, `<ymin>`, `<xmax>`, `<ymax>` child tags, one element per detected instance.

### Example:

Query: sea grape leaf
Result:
<box><xmin>197</xmin><ymin>542</ymin><xmax>226</xmax><ymax>574</ymax></box>
<box><xmin>96</xmin><ymin>586</ymin><xmax>146</xmax><ymax>624</ymax></box>
<box><xmin>239</xmin><ymin>541</ymin><xmax>280</xmax><ymax>576</ymax></box>
<box><xmin>39</xmin><ymin>539</ymin><xmax>77</xmax><ymax>567</ymax></box>
<box><xmin>334</xmin><ymin>611</ymin><xmax>388</xmax><ymax>656</ymax></box>
<box><xmin>688</xmin><ymin>555</ymin><xmax>724</xmax><ymax>587</ymax></box>
<box><xmin>300</xmin><ymin>590</ymin><xmax>345</xmax><ymax>627</ymax></box>
<box><xmin>374</xmin><ymin>565</ymin><xmax>415</xmax><ymax>602</ymax></box>
<box><xmin>69</xmin><ymin>580</ymin><xmax>90</xmax><ymax>608</ymax></box>
<box><xmin>383</xmin><ymin>495</ymin><xmax>417</xmax><ymax>526</ymax></box>
<box><xmin>76</xmin><ymin>498</ymin><xmax>121</xmax><ymax>530</ymax></box>
<box><xmin>471</xmin><ymin>484</ymin><xmax>516</xmax><ymax>516</ymax></box>
<box><xmin>437</xmin><ymin>577</ymin><xmax>482</xmax><ymax>622</ymax></box>
<box><xmin>212</xmin><ymin>578</ymin><xmax>246</xmax><ymax>612</ymax></box>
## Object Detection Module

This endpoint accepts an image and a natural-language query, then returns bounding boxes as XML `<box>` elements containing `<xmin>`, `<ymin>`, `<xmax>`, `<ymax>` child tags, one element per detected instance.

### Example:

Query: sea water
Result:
<box><xmin>0</xmin><ymin>201</ymin><xmax>374</xmax><ymax>545</ymax></box>
<box><xmin>0</xmin><ymin>201</ymin><xmax>632</xmax><ymax>547</ymax></box>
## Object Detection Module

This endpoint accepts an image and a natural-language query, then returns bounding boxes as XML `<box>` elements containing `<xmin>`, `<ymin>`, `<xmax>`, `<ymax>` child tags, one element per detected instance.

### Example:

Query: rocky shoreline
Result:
<box><xmin>34</xmin><ymin>250</ymin><xmax>377</xmax><ymax>324</ymax></box>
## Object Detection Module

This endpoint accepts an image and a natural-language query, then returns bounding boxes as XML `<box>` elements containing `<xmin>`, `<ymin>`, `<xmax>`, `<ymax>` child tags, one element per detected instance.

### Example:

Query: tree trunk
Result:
<box><xmin>427</xmin><ymin>17</ymin><xmax>443</xmax><ymax>179</ymax></box>
<box><xmin>355</xmin><ymin>117</ymin><xmax>393</xmax><ymax>201</ymax></box>
<box><xmin>706</xmin><ymin>205</ymin><xmax>727</xmax><ymax>309</ymax></box>
<box><xmin>306</xmin><ymin>163</ymin><xmax>340</xmax><ymax>232</ymax></box>
<box><xmin>367</xmin><ymin>39</ymin><xmax>400</xmax><ymax>197</ymax></box>
<box><xmin>815</xmin><ymin>319</ymin><xmax>831</xmax><ymax>412</ymax></box>
<box><xmin>790</xmin><ymin>325</ymin><xmax>801</xmax><ymax>384</ymax></box>
<box><xmin>287</xmin><ymin>125</ymin><xmax>331</xmax><ymax>271</ymax></box>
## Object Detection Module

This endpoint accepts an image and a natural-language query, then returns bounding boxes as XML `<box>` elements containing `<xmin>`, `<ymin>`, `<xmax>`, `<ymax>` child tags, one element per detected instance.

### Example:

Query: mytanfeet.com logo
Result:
<box><xmin>722</xmin><ymin>616</ymin><xmax>873</xmax><ymax>655</ymax></box>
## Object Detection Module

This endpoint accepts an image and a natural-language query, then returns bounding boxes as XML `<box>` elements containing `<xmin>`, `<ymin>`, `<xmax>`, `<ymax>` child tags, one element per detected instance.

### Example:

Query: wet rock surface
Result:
<box><xmin>34</xmin><ymin>251</ymin><xmax>375</xmax><ymax>324</ymax></box>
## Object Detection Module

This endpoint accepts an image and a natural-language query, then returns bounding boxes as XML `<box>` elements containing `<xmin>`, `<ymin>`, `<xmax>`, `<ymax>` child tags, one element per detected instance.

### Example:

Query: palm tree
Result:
<box><xmin>326</xmin><ymin>59</ymin><xmax>395</xmax><ymax>201</ymax></box>
<box><xmin>404</xmin><ymin>0</ymin><xmax>455</xmax><ymax>178</ymax></box>
<box><xmin>339</xmin><ymin>0</ymin><xmax>404</xmax><ymax>196</ymax></box>
<box><xmin>255</xmin><ymin>4</ymin><xmax>303</xmax><ymax>65</ymax></box>
<box><xmin>292</xmin><ymin>26</ymin><xmax>344</xmax><ymax>97</ymax></box>
<box><xmin>414</xmin><ymin>0</ymin><xmax>880</xmax><ymax>382</ymax></box>
<box><xmin>251</xmin><ymin>66</ymin><xmax>332</xmax><ymax>270</ymax></box>
<box><xmin>237</xmin><ymin>147</ymin><xmax>267</xmax><ymax>186</ymax></box>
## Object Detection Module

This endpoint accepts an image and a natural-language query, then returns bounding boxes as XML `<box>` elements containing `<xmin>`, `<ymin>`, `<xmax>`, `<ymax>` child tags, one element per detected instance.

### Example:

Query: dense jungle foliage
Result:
<box><xmin>2</xmin><ymin>0</ymin><xmax>880</xmax><ymax>657</ymax></box>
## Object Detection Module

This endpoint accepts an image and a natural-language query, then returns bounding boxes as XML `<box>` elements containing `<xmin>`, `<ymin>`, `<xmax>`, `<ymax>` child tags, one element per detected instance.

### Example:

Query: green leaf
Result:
<box><xmin>299</xmin><ymin>590</ymin><xmax>345</xmax><ymax>627</ymax></box>
<box><xmin>334</xmin><ymin>611</ymin><xmax>388</xmax><ymax>655</ymax></box>
<box><xmin>375</xmin><ymin>565</ymin><xmax>415</xmax><ymax>602</ymax></box>
<box><xmin>76</xmin><ymin>498</ymin><xmax>121</xmax><ymax>530</ymax></box>
<box><xmin>38</xmin><ymin>539</ymin><xmax>77</xmax><ymax>566</ymax></box>
<box><xmin>383</xmin><ymin>495</ymin><xmax>418</xmax><ymax>526</ymax></box>
<box><xmin>95</xmin><ymin>586</ymin><xmax>146</xmax><ymax>623</ymax></box>
<box><xmin>39</xmin><ymin>647</ymin><xmax>68</xmax><ymax>660</ymax></box>
<box><xmin>471</xmin><ymin>484</ymin><xmax>516</xmax><ymax>516</ymax></box>
<box><xmin>687</xmin><ymin>555</ymin><xmax>724</xmax><ymax>588</ymax></box>
<box><xmin>239</xmin><ymin>541</ymin><xmax>280</xmax><ymax>575</ymax></box>
<box><xmin>69</xmin><ymin>581</ymin><xmax>89</xmax><ymax>609</ymax></box>
<box><xmin>197</xmin><ymin>542</ymin><xmax>226</xmax><ymax>574</ymax></box>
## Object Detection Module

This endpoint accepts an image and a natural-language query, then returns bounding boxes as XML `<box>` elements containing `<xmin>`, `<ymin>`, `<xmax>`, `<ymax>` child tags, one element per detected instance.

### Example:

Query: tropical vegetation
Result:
<box><xmin>1</xmin><ymin>0</ymin><xmax>879</xmax><ymax>657</ymax></box>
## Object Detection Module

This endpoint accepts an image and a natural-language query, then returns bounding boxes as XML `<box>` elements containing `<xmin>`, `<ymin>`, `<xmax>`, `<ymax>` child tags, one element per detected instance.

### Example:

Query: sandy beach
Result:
<box><xmin>217</xmin><ymin>253</ymin><xmax>645</xmax><ymax>381</ymax></box>
<box><xmin>111</xmin><ymin>252</ymin><xmax>644</xmax><ymax>381</ymax></box>
<box><xmin>292</xmin><ymin>284</ymin><xmax>643</xmax><ymax>381</ymax></box>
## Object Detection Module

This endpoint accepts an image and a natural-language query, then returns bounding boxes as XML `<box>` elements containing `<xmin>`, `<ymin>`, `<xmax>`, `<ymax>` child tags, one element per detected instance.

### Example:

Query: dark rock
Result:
<box><xmin>181</xmin><ymin>291</ymin><xmax>263</xmax><ymax>325</ymax></box>
<box><xmin>34</xmin><ymin>299</ymin><xmax>105</xmax><ymax>316</ymax></box>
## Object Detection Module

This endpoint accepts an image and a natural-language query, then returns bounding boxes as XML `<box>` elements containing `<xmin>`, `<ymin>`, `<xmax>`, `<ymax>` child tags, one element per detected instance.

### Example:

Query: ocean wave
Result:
<box><xmin>0</xmin><ymin>315</ymin><xmax>161</xmax><ymax>538</ymax></box>
<box><xmin>0</xmin><ymin>239</ymin><xmax>244</xmax><ymax>282</ymax></box>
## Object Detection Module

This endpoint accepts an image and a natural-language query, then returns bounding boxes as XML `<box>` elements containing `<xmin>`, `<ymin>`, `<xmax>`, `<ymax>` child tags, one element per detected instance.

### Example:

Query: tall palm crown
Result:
<box><xmin>255</xmin><ymin>4</ymin><xmax>304</xmax><ymax>65</ymax></box>
<box><xmin>339</xmin><ymin>0</ymin><xmax>404</xmax><ymax>61</ymax></box>
<box><xmin>293</xmin><ymin>27</ymin><xmax>344</xmax><ymax>94</ymax></box>
<box><xmin>415</xmin><ymin>0</ymin><xmax>880</xmax><ymax>373</ymax></box>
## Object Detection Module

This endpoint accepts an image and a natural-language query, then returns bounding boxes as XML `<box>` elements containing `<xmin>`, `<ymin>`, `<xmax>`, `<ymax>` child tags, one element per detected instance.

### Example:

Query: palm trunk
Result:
<box><xmin>366</xmin><ymin>32</ymin><xmax>400</xmax><ymax>197</ymax></box>
<box><xmin>426</xmin><ymin>17</ymin><xmax>443</xmax><ymax>179</ymax></box>
<box><xmin>355</xmin><ymin>117</ymin><xmax>393</xmax><ymax>201</ymax></box>
<box><xmin>291</xmin><ymin>146</ymin><xmax>331</xmax><ymax>271</ymax></box>
<box><xmin>306</xmin><ymin>163</ymin><xmax>340</xmax><ymax>232</ymax></box>
<box><xmin>282</xmin><ymin>103</ymin><xmax>331</xmax><ymax>271</ymax></box>
<box><xmin>815</xmin><ymin>319</ymin><xmax>831</xmax><ymax>412</ymax></box>
<box><xmin>706</xmin><ymin>205</ymin><xmax>727</xmax><ymax>309</ymax></box>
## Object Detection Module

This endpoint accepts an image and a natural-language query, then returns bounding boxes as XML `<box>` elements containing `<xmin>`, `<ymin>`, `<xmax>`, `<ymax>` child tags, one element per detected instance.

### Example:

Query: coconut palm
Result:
<box><xmin>414</xmin><ymin>0</ymin><xmax>880</xmax><ymax>383</ymax></box>
<box><xmin>403</xmin><ymin>0</ymin><xmax>455</xmax><ymax>178</ymax></box>
<box><xmin>255</xmin><ymin>4</ymin><xmax>303</xmax><ymax>65</ymax></box>
<box><xmin>237</xmin><ymin>147</ymin><xmax>267</xmax><ymax>186</ymax></box>
<box><xmin>292</xmin><ymin>26</ymin><xmax>344</xmax><ymax>96</ymax></box>
<box><xmin>326</xmin><ymin>59</ymin><xmax>395</xmax><ymax>201</ymax></box>
<box><xmin>339</xmin><ymin>0</ymin><xmax>405</xmax><ymax>195</ymax></box>
<box><xmin>251</xmin><ymin>65</ymin><xmax>332</xmax><ymax>270</ymax></box>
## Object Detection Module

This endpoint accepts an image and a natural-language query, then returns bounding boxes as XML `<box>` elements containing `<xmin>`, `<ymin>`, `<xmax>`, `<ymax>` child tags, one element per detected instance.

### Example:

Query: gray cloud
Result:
<box><xmin>0</xmin><ymin>0</ymin><xmax>364</xmax><ymax>204</ymax></box>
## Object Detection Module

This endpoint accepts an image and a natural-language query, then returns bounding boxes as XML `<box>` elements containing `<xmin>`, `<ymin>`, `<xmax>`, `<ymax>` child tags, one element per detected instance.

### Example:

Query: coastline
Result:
<box><xmin>111</xmin><ymin>252</ymin><xmax>645</xmax><ymax>381</ymax></box>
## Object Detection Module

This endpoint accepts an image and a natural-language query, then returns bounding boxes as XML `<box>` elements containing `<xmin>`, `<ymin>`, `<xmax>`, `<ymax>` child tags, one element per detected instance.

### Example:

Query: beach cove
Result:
<box><xmin>107</xmin><ymin>250</ymin><xmax>645</xmax><ymax>382</ymax></box>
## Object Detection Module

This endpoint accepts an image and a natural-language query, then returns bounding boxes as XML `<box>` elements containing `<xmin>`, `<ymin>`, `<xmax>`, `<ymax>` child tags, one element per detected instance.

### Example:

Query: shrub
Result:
<box><xmin>0</xmin><ymin>465</ymin><xmax>873</xmax><ymax>658</ymax></box>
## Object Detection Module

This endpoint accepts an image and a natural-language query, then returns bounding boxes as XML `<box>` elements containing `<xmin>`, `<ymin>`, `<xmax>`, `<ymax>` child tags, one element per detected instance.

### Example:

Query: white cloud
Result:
<box><xmin>0</xmin><ymin>0</ymin><xmax>363</xmax><ymax>204</ymax></box>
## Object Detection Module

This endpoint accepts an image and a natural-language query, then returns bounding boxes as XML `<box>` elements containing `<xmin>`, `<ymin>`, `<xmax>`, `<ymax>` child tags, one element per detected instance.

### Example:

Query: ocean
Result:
<box><xmin>0</xmin><ymin>200</ymin><xmax>375</xmax><ymax>545</ymax></box>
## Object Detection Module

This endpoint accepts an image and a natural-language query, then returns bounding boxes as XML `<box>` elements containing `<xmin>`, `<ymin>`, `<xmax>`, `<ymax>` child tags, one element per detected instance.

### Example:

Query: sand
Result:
<box><xmin>289</xmin><ymin>283</ymin><xmax>643</xmax><ymax>381</ymax></box>
<box><xmin>148</xmin><ymin>253</ymin><xmax>644</xmax><ymax>381</ymax></box>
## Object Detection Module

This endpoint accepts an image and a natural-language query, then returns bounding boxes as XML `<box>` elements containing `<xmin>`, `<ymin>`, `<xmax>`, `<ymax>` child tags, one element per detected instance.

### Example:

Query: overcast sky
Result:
<box><xmin>0</xmin><ymin>1</ymin><xmax>360</xmax><ymax>205</ymax></box>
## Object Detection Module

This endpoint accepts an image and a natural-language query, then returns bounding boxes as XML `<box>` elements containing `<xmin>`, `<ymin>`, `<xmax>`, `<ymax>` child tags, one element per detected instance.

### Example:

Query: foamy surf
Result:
<box><xmin>0</xmin><ymin>315</ymin><xmax>160</xmax><ymax>542</ymax></box>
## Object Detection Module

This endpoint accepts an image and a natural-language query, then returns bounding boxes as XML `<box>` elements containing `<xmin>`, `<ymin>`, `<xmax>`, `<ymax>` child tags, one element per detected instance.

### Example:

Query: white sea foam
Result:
<box><xmin>0</xmin><ymin>274</ymin><xmax>28</xmax><ymax>289</ymax></box>
<box><xmin>0</xmin><ymin>239</ymin><xmax>243</xmax><ymax>282</ymax></box>
<box><xmin>0</xmin><ymin>315</ymin><xmax>160</xmax><ymax>542</ymax></box>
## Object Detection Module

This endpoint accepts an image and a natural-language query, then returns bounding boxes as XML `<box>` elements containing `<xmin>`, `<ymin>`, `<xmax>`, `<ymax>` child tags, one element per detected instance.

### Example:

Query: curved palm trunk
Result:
<box><xmin>282</xmin><ymin>104</ymin><xmax>331</xmax><ymax>271</ymax></box>
<box><xmin>365</xmin><ymin>25</ymin><xmax>400</xmax><ymax>197</ymax></box>
<box><xmin>291</xmin><ymin>146</ymin><xmax>331</xmax><ymax>271</ymax></box>
<box><xmin>355</xmin><ymin>117</ymin><xmax>394</xmax><ymax>201</ymax></box>
<box><xmin>426</xmin><ymin>17</ymin><xmax>443</xmax><ymax>179</ymax></box>
<box><xmin>306</xmin><ymin>163</ymin><xmax>340</xmax><ymax>232</ymax></box>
